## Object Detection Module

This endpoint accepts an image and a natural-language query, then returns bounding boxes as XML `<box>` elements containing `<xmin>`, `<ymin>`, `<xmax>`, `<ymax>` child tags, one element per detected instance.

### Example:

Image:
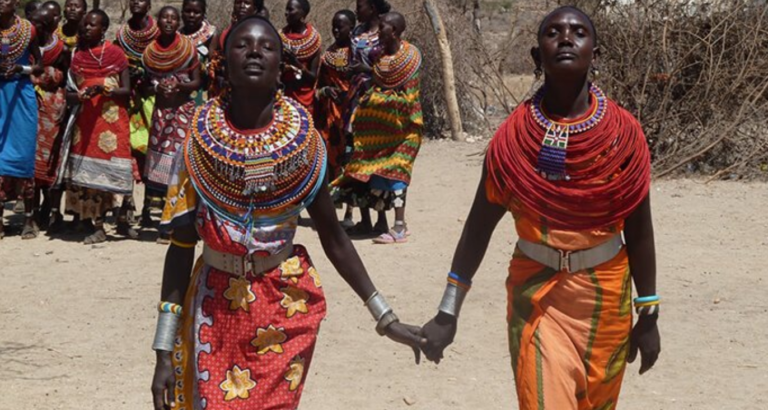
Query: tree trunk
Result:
<box><xmin>423</xmin><ymin>0</ymin><xmax>464</xmax><ymax>141</ymax></box>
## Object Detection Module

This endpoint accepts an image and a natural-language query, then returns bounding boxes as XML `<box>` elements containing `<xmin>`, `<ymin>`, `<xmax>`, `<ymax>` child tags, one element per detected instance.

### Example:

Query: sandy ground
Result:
<box><xmin>1</xmin><ymin>140</ymin><xmax>767</xmax><ymax>410</ymax></box>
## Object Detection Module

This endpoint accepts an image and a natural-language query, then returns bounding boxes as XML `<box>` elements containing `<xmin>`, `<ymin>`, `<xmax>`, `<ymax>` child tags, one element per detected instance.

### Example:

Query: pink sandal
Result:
<box><xmin>373</xmin><ymin>228</ymin><xmax>409</xmax><ymax>244</ymax></box>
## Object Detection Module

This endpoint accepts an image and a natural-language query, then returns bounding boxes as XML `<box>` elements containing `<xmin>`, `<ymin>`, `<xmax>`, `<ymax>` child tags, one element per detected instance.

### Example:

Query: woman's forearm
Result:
<box><xmin>625</xmin><ymin>195</ymin><xmax>657</xmax><ymax>296</ymax></box>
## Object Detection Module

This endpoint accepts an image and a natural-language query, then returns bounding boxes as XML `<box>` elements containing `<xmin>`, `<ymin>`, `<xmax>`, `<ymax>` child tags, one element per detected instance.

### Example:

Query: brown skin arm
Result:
<box><xmin>175</xmin><ymin>64</ymin><xmax>202</xmax><ymax>93</ymax></box>
<box><xmin>307</xmin><ymin>185</ymin><xmax>427</xmax><ymax>361</ymax></box>
<box><xmin>624</xmin><ymin>194</ymin><xmax>661</xmax><ymax>374</ymax></box>
<box><xmin>421</xmin><ymin>165</ymin><xmax>506</xmax><ymax>363</ymax></box>
<box><xmin>151</xmin><ymin>224</ymin><xmax>198</xmax><ymax>410</ymax></box>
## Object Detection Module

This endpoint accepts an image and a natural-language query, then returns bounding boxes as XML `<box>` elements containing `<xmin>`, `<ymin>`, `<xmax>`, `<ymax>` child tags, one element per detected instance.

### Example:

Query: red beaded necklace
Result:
<box><xmin>280</xmin><ymin>23</ymin><xmax>321</xmax><ymax>61</ymax></box>
<box><xmin>373</xmin><ymin>41</ymin><xmax>422</xmax><ymax>89</ymax></box>
<box><xmin>142</xmin><ymin>33</ymin><xmax>198</xmax><ymax>76</ymax></box>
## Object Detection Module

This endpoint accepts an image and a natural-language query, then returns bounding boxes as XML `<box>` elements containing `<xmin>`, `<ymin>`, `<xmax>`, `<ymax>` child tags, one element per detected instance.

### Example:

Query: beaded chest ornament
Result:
<box><xmin>530</xmin><ymin>83</ymin><xmax>607</xmax><ymax>181</ymax></box>
<box><xmin>374</xmin><ymin>41</ymin><xmax>422</xmax><ymax>89</ymax></box>
<box><xmin>1</xmin><ymin>16</ymin><xmax>32</xmax><ymax>66</ymax></box>
<box><xmin>185</xmin><ymin>95</ymin><xmax>327</xmax><ymax>227</ymax></box>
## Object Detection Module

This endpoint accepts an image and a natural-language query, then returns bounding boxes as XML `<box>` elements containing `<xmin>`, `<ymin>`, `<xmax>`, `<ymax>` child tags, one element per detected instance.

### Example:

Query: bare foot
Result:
<box><xmin>84</xmin><ymin>229</ymin><xmax>107</xmax><ymax>245</ymax></box>
<box><xmin>117</xmin><ymin>221</ymin><xmax>139</xmax><ymax>240</ymax></box>
<box><xmin>21</xmin><ymin>221</ymin><xmax>39</xmax><ymax>240</ymax></box>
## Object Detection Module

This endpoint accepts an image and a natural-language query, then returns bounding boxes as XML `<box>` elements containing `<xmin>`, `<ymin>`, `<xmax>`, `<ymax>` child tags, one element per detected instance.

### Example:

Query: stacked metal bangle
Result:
<box><xmin>438</xmin><ymin>272</ymin><xmax>472</xmax><ymax>318</ymax></box>
<box><xmin>634</xmin><ymin>295</ymin><xmax>660</xmax><ymax>316</ymax></box>
<box><xmin>365</xmin><ymin>292</ymin><xmax>399</xmax><ymax>336</ymax></box>
<box><xmin>152</xmin><ymin>302</ymin><xmax>183</xmax><ymax>352</ymax></box>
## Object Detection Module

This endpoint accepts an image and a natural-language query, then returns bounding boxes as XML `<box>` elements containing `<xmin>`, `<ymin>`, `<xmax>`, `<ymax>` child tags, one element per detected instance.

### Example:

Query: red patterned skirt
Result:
<box><xmin>172</xmin><ymin>245</ymin><xmax>326</xmax><ymax>410</ymax></box>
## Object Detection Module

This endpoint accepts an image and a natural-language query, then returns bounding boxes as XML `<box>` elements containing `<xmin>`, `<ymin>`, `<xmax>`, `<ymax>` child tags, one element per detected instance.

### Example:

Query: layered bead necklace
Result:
<box><xmin>322</xmin><ymin>45</ymin><xmax>351</xmax><ymax>72</ymax></box>
<box><xmin>55</xmin><ymin>25</ymin><xmax>78</xmax><ymax>50</ymax></box>
<box><xmin>1</xmin><ymin>16</ymin><xmax>33</xmax><ymax>65</ymax></box>
<box><xmin>280</xmin><ymin>23</ymin><xmax>322</xmax><ymax>61</ymax></box>
<box><xmin>530</xmin><ymin>83</ymin><xmax>607</xmax><ymax>181</ymax></box>
<box><xmin>116</xmin><ymin>16</ymin><xmax>159</xmax><ymax>62</ymax></box>
<box><xmin>185</xmin><ymin>95</ymin><xmax>326</xmax><ymax>227</ymax></box>
<box><xmin>373</xmin><ymin>41</ymin><xmax>422</xmax><ymax>89</ymax></box>
<box><xmin>142</xmin><ymin>33</ymin><xmax>197</xmax><ymax>77</ymax></box>
<box><xmin>182</xmin><ymin>19</ymin><xmax>215</xmax><ymax>50</ymax></box>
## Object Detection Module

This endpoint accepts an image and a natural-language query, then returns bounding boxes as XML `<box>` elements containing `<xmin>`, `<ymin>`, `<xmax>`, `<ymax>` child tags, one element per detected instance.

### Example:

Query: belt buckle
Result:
<box><xmin>559</xmin><ymin>249</ymin><xmax>572</xmax><ymax>273</ymax></box>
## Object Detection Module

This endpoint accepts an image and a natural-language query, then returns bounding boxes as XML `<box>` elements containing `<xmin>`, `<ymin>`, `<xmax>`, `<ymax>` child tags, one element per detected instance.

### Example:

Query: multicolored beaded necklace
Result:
<box><xmin>351</xmin><ymin>26</ymin><xmax>378</xmax><ymax>66</ymax></box>
<box><xmin>55</xmin><ymin>25</ymin><xmax>77</xmax><ymax>50</ymax></box>
<box><xmin>181</xmin><ymin>19</ymin><xmax>215</xmax><ymax>51</ymax></box>
<box><xmin>373</xmin><ymin>41</ymin><xmax>422</xmax><ymax>89</ymax></box>
<box><xmin>116</xmin><ymin>16</ymin><xmax>159</xmax><ymax>62</ymax></box>
<box><xmin>1</xmin><ymin>16</ymin><xmax>33</xmax><ymax>65</ymax></box>
<box><xmin>185</xmin><ymin>95</ymin><xmax>326</xmax><ymax>227</ymax></box>
<box><xmin>280</xmin><ymin>23</ymin><xmax>321</xmax><ymax>61</ymax></box>
<box><xmin>322</xmin><ymin>45</ymin><xmax>350</xmax><ymax>71</ymax></box>
<box><xmin>142</xmin><ymin>33</ymin><xmax>197</xmax><ymax>77</ymax></box>
<box><xmin>530</xmin><ymin>83</ymin><xmax>608</xmax><ymax>181</ymax></box>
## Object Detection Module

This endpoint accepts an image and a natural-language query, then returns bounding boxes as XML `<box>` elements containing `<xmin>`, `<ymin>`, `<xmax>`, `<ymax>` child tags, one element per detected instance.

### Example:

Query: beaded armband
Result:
<box><xmin>634</xmin><ymin>295</ymin><xmax>660</xmax><ymax>316</ymax></box>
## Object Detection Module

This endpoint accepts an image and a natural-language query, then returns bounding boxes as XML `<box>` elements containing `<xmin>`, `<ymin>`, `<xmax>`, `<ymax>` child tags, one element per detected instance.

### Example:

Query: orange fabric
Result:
<box><xmin>499</xmin><ymin>193</ymin><xmax>633</xmax><ymax>409</ymax></box>
<box><xmin>315</xmin><ymin>60</ymin><xmax>351</xmax><ymax>179</ymax></box>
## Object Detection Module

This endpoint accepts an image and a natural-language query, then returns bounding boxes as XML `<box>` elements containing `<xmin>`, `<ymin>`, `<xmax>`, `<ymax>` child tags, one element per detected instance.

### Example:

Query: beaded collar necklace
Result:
<box><xmin>142</xmin><ymin>33</ymin><xmax>196</xmax><ymax>77</ymax></box>
<box><xmin>322</xmin><ymin>45</ymin><xmax>351</xmax><ymax>71</ymax></box>
<box><xmin>182</xmin><ymin>19</ymin><xmax>215</xmax><ymax>49</ymax></box>
<box><xmin>1</xmin><ymin>16</ymin><xmax>32</xmax><ymax>65</ymax></box>
<box><xmin>56</xmin><ymin>24</ymin><xmax>77</xmax><ymax>49</ymax></box>
<box><xmin>280</xmin><ymin>23</ymin><xmax>322</xmax><ymax>61</ymax></box>
<box><xmin>116</xmin><ymin>16</ymin><xmax>159</xmax><ymax>61</ymax></box>
<box><xmin>185</xmin><ymin>95</ymin><xmax>326</xmax><ymax>227</ymax></box>
<box><xmin>530</xmin><ymin>83</ymin><xmax>608</xmax><ymax>181</ymax></box>
<box><xmin>40</xmin><ymin>34</ymin><xmax>64</xmax><ymax>66</ymax></box>
<box><xmin>373</xmin><ymin>41</ymin><xmax>422</xmax><ymax>89</ymax></box>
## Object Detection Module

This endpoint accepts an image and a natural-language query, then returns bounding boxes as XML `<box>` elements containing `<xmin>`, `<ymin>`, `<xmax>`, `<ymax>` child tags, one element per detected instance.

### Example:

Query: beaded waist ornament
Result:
<box><xmin>184</xmin><ymin>95</ymin><xmax>327</xmax><ymax>227</ymax></box>
<box><xmin>373</xmin><ymin>41</ymin><xmax>422</xmax><ymax>89</ymax></box>
<box><xmin>530</xmin><ymin>83</ymin><xmax>607</xmax><ymax>181</ymax></box>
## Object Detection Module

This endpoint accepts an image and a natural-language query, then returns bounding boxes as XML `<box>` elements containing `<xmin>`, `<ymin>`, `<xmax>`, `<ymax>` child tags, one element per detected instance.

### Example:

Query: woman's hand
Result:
<box><xmin>2</xmin><ymin>64</ymin><xmax>21</xmax><ymax>78</ymax></box>
<box><xmin>151</xmin><ymin>351</ymin><xmax>176</xmax><ymax>410</ymax></box>
<box><xmin>628</xmin><ymin>315</ymin><xmax>661</xmax><ymax>374</ymax></box>
<box><xmin>420</xmin><ymin>312</ymin><xmax>458</xmax><ymax>364</ymax></box>
<box><xmin>383</xmin><ymin>321</ymin><xmax>428</xmax><ymax>364</ymax></box>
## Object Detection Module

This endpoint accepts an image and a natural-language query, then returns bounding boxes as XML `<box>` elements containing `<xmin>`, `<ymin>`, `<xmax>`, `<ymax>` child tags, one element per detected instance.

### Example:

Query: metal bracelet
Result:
<box><xmin>375</xmin><ymin>311</ymin><xmax>400</xmax><ymax>336</ymax></box>
<box><xmin>152</xmin><ymin>312</ymin><xmax>180</xmax><ymax>352</ymax></box>
<box><xmin>21</xmin><ymin>65</ymin><xmax>32</xmax><ymax>75</ymax></box>
<box><xmin>438</xmin><ymin>283</ymin><xmax>469</xmax><ymax>318</ymax></box>
<box><xmin>365</xmin><ymin>291</ymin><xmax>393</xmax><ymax>322</ymax></box>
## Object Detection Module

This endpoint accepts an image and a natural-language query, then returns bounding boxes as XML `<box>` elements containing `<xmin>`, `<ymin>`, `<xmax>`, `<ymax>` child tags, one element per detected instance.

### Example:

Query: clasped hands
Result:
<box><xmin>381</xmin><ymin>311</ymin><xmax>457</xmax><ymax>365</ymax></box>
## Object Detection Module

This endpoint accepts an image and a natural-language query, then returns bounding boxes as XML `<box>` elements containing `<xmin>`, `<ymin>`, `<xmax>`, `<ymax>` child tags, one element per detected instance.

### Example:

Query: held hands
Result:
<box><xmin>382</xmin><ymin>321</ymin><xmax>428</xmax><ymax>364</ymax></box>
<box><xmin>420</xmin><ymin>312</ymin><xmax>458</xmax><ymax>364</ymax></box>
<box><xmin>151</xmin><ymin>351</ymin><xmax>176</xmax><ymax>410</ymax></box>
<box><xmin>628</xmin><ymin>315</ymin><xmax>661</xmax><ymax>375</ymax></box>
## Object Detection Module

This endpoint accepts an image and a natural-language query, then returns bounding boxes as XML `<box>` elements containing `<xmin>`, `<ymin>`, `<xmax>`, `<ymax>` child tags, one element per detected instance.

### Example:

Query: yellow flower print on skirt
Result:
<box><xmin>174</xmin><ymin>246</ymin><xmax>327</xmax><ymax>409</ymax></box>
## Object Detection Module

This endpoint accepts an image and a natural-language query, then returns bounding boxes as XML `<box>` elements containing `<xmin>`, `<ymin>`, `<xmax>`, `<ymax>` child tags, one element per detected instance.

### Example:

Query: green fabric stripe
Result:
<box><xmin>583</xmin><ymin>268</ymin><xmax>603</xmax><ymax>366</ymax></box>
<box><xmin>535</xmin><ymin>329</ymin><xmax>545</xmax><ymax>410</ymax></box>
<box><xmin>507</xmin><ymin>267</ymin><xmax>556</xmax><ymax>378</ymax></box>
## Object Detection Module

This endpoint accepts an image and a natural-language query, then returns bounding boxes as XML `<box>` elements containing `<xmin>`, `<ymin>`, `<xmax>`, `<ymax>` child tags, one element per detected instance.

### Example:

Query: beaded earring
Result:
<box><xmin>534</xmin><ymin>67</ymin><xmax>542</xmax><ymax>80</ymax></box>
<box><xmin>591</xmin><ymin>65</ymin><xmax>601</xmax><ymax>80</ymax></box>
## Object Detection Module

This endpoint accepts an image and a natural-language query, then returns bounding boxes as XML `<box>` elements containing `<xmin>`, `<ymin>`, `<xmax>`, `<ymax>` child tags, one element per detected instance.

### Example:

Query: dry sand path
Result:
<box><xmin>1</xmin><ymin>140</ymin><xmax>767</xmax><ymax>409</ymax></box>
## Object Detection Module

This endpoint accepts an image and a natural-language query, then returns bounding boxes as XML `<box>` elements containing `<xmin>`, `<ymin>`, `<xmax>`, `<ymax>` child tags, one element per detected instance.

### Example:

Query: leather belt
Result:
<box><xmin>202</xmin><ymin>242</ymin><xmax>293</xmax><ymax>277</ymax></box>
<box><xmin>517</xmin><ymin>235</ymin><xmax>624</xmax><ymax>273</ymax></box>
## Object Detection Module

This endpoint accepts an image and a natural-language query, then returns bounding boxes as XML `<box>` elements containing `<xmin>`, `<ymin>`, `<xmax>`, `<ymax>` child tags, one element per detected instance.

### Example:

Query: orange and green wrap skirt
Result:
<box><xmin>491</xmin><ymin>184</ymin><xmax>633</xmax><ymax>410</ymax></box>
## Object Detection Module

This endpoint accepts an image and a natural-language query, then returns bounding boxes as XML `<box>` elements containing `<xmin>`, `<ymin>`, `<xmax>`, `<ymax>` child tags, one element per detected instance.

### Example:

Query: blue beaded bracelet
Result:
<box><xmin>448</xmin><ymin>272</ymin><xmax>472</xmax><ymax>287</ymax></box>
<box><xmin>633</xmin><ymin>295</ymin><xmax>660</xmax><ymax>304</ymax></box>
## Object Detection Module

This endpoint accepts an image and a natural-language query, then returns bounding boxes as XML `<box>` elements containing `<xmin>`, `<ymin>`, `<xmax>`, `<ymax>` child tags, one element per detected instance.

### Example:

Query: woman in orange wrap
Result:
<box><xmin>279</xmin><ymin>0</ymin><xmax>321</xmax><ymax>115</ymax></box>
<box><xmin>420</xmin><ymin>7</ymin><xmax>661</xmax><ymax>409</ymax></box>
<box><xmin>315</xmin><ymin>10</ymin><xmax>355</xmax><ymax>181</ymax></box>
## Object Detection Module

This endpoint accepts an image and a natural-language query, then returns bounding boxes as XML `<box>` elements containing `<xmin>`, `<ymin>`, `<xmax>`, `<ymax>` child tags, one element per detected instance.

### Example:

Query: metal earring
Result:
<box><xmin>591</xmin><ymin>66</ymin><xmax>601</xmax><ymax>80</ymax></box>
<box><xmin>534</xmin><ymin>67</ymin><xmax>542</xmax><ymax>80</ymax></box>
